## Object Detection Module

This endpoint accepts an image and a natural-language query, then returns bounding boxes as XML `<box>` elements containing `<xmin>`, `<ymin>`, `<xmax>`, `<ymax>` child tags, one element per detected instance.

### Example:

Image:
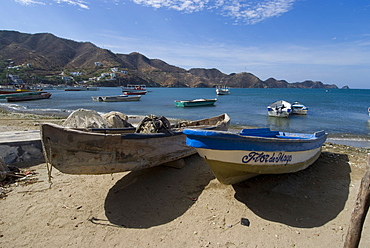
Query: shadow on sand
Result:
<box><xmin>104</xmin><ymin>154</ymin><xmax>214</xmax><ymax>228</ymax></box>
<box><xmin>232</xmin><ymin>151</ymin><xmax>351</xmax><ymax>228</ymax></box>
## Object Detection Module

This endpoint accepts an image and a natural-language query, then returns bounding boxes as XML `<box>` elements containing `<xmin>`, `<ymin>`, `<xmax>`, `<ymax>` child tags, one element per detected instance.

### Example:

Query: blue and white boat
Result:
<box><xmin>184</xmin><ymin>128</ymin><xmax>327</xmax><ymax>185</ymax></box>
<box><xmin>267</xmin><ymin>100</ymin><xmax>292</xmax><ymax>117</ymax></box>
<box><xmin>291</xmin><ymin>101</ymin><xmax>308</xmax><ymax>115</ymax></box>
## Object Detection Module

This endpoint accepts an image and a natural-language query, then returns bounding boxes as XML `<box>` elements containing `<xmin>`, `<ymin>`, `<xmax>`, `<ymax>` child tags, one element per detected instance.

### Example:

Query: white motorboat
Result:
<box><xmin>267</xmin><ymin>100</ymin><xmax>292</xmax><ymax>117</ymax></box>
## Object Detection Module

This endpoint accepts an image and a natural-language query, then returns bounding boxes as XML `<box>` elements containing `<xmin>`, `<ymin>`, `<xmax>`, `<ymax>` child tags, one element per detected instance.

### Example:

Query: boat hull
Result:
<box><xmin>267</xmin><ymin>110</ymin><xmax>291</xmax><ymax>117</ymax></box>
<box><xmin>184</xmin><ymin>128</ymin><xmax>327</xmax><ymax>184</ymax></box>
<box><xmin>174</xmin><ymin>98</ymin><xmax>217</xmax><ymax>107</ymax></box>
<box><xmin>267</xmin><ymin>100</ymin><xmax>292</xmax><ymax>117</ymax></box>
<box><xmin>0</xmin><ymin>91</ymin><xmax>42</xmax><ymax>99</ymax></box>
<box><xmin>6</xmin><ymin>92</ymin><xmax>51</xmax><ymax>102</ymax></box>
<box><xmin>92</xmin><ymin>95</ymin><xmax>141</xmax><ymax>102</ymax></box>
<box><xmin>194</xmin><ymin>147</ymin><xmax>322</xmax><ymax>184</ymax></box>
<box><xmin>41</xmin><ymin>113</ymin><xmax>230</xmax><ymax>175</ymax></box>
<box><xmin>291</xmin><ymin>102</ymin><xmax>308</xmax><ymax>115</ymax></box>
<box><xmin>41</xmin><ymin>124</ymin><xmax>195</xmax><ymax>174</ymax></box>
<box><xmin>123</xmin><ymin>91</ymin><xmax>147</xmax><ymax>95</ymax></box>
<box><xmin>291</xmin><ymin>109</ymin><xmax>308</xmax><ymax>115</ymax></box>
<box><xmin>121</xmin><ymin>85</ymin><xmax>147</xmax><ymax>95</ymax></box>
<box><xmin>216</xmin><ymin>91</ymin><xmax>230</xmax><ymax>95</ymax></box>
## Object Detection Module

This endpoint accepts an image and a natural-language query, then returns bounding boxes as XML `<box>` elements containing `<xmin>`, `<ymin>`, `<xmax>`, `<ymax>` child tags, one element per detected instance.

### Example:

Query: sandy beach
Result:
<box><xmin>0</xmin><ymin>109</ymin><xmax>370</xmax><ymax>248</ymax></box>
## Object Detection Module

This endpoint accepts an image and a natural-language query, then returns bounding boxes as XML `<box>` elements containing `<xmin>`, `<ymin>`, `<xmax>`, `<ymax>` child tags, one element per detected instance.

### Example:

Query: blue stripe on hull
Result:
<box><xmin>183</xmin><ymin>129</ymin><xmax>327</xmax><ymax>152</ymax></box>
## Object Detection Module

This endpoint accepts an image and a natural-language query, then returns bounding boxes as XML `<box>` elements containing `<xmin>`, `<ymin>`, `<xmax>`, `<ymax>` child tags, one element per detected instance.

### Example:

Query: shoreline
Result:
<box><xmin>0</xmin><ymin>106</ymin><xmax>370</xmax><ymax>149</ymax></box>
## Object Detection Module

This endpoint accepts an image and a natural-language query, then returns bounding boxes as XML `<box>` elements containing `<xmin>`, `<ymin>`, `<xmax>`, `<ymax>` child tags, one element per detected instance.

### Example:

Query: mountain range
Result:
<box><xmin>0</xmin><ymin>30</ymin><xmax>339</xmax><ymax>89</ymax></box>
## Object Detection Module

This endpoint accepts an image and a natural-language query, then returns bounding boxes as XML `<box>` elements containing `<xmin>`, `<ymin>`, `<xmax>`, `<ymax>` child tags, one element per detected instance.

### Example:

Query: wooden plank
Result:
<box><xmin>343</xmin><ymin>154</ymin><xmax>370</xmax><ymax>248</ymax></box>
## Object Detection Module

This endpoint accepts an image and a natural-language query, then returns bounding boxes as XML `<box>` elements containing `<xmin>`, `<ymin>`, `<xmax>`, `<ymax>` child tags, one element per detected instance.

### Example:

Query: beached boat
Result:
<box><xmin>121</xmin><ymin>85</ymin><xmax>147</xmax><ymax>95</ymax></box>
<box><xmin>6</xmin><ymin>92</ymin><xmax>51</xmax><ymax>102</ymax></box>
<box><xmin>40</xmin><ymin>113</ymin><xmax>230</xmax><ymax>175</ymax></box>
<box><xmin>174</xmin><ymin>98</ymin><xmax>217</xmax><ymax>107</ymax></box>
<box><xmin>184</xmin><ymin>128</ymin><xmax>327</xmax><ymax>185</ymax></box>
<box><xmin>267</xmin><ymin>100</ymin><xmax>292</xmax><ymax>117</ymax></box>
<box><xmin>291</xmin><ymin>102</ymin><xmax>308</xmax><ymax>115</ymax></box>
<box><xmin>92</xmin><ymin>95</ymin><xmax>141</xmax><ymax>102</ymax></box>
<box><xmin>0</xmin><ymin>91</ymin><xmax>43</xmax><ymax>100</ymax></box>
<box><xmin>216</xmin><ymin>85</ymin><xmax>230</xmax><ymax>95</ymax></box>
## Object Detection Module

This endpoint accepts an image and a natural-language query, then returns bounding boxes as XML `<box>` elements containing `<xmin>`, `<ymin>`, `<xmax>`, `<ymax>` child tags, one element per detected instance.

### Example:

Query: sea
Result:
<box><xmin>1</xmin><ymin>87</ymin><xmax>370</xmax><ymax>148</ymax></box>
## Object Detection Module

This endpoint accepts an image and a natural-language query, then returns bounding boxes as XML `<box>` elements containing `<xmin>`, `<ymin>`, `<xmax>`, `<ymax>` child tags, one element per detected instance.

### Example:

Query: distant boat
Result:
<box><xmin>216</xmin><ymin>85</ymin><xmax>230</xmax><ymax>95</ymax></box>
<box><xmin>368</xmin><ymin>107</ymin><xmax>370</xmax><ymax>117</ymax></box>
<box><xmin>174</xmin><ymin>98</ymin><xmax>217</xmax><ymax>107</ymax></box>
<box><xmin>291</xmin><ymin>102</ymin><xmax>308</xmax><ymax>115</ymax></box>
<box><xmin>65</xmin><ymin>86</ymin><xmax>99</xmax><ymax>91</ymax></box>
<box><xmin>184</xmin><ymin>128</ymin><xmax>327</xmax><ymax>185</ymax></box>
<box><xmin>6</xmin><ymin>92</ymin><xmax>51</xmax><ymax>102</ymax></box>
<box><xmin>0</xmin><ymin>87</ymin><xmax>41</xmax><ymax>95</ymax></box>
<box><xmin>0</xmin><ymin>91</ymin><xmax>43</xmax><ymax>99</ymax></box>
<box><xmin>267</xmin><ymin>100</ymin><xmax>292</xmax><ymax>117</ymax></box>
<box><xmin>121</xmin><ymin>84</ymin><xmax>147</xmax><ymax>95</ymax></box>
<box><xmin>92</xmin><ymin>95</ymin><xmax>141</xmax><ymax>102</ymax></box>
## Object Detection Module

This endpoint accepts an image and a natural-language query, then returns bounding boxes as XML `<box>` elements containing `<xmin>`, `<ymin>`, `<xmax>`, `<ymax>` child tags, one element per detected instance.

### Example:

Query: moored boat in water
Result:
<box><xmin>174</xmin><ymin>98</ymin><xmax>217</xmax><ymax>107</ymax></box>
<box><xmin>216</xmin><ymin>85</ymin><xmax>230</xmax><ymax>95</ymax></box>
<box><xmin>92</xmin><ymin>95</ymin><xmax>141</xmax><ymax>102</ymax></box>
<box><xmin>6</xmin><ymin>92</ymin><xmax>51</xmax><ymax>102</ymax></box>
<box><xmin>0</xmin><ymin>91</ymin><xmax>43</xmax><ymax>100</ymax></box>
<box><xmin>121</xmin><ymin>85</ymin><xmax>147</xmax><ymax>95</ymax></box>
<box><xmin>184</xmin><ymin>127</ymin><xmax>327</xmax><ymax>185</ymax></box>
<box><xmin>267</xmin><ymin>100</ymin><xmax>292</xmax><ymax>117</ymax></box>
<box><xmin>65</xmin><ymin>86</ymin><xmax>98</xmax><ymax>91</ymax></box>
<box><xmin>291</xmin><ymin>102</ymin><xmax>308</xmax><ymax>115</ymax></box>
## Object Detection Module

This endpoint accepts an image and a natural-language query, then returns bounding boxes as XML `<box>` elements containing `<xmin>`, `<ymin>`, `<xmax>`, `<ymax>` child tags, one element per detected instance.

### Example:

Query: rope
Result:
<box><xmin>42</xmin><ymin>137</ymin><xmax>53</xmax><ymax>188</ymax></box>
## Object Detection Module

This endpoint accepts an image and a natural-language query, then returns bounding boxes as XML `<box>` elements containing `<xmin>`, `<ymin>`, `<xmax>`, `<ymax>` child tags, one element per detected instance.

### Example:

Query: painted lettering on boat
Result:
<box><xmin>242</xmin><ymin>152</ymin><xmax>292</xmax><ymax>164</ymax></box>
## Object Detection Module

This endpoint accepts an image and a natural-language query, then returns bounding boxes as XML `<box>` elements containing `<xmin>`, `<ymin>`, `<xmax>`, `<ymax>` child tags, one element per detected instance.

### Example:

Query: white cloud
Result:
<box><xmin>14</xmin><ymin>0</ymin><xmax>45</xmax><ymax>5</ymax></box>
<box><xmin>130</xmin><ymin>0</ymin><xmax>296</xmax><ymax>24</ymax></box>
<box><xmin>13</xmin><ymin>0</ymin><xmax>295</xmax><ymax>23</ymax></box>
<box><xmin>55</xmin><ymin>0</ymin><xmax>90</xmax><ymax>9</ymax></box>
<box><xmin>14</xmin><ymin>0</ymin><xmax>90</xmax><ymax>9</ymax></box>
<box><xmin>132</xmin><ymin>0</ymin><xmax>208</xmax><ymax>12</ymax></box>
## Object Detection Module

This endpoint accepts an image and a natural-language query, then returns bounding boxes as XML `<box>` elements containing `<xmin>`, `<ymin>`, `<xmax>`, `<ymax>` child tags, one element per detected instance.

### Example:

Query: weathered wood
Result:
<box><xmin>343</xmin><ymin>154</ymin><xmax>370</xmax><ymax>248</ymax></box>
<box><xmin>41</xmin><ymin>114</ymin><xmax>230</xmax><ymax>175</ymax></box>
<box><xmin>162</xmin><ymin>158</ymin><xmax>186</xmax><ymax>169</ymax></box>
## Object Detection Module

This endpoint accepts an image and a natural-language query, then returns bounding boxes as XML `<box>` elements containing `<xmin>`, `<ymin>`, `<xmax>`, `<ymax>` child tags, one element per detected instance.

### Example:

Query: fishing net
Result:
<box><xmin>135</xmin><ymin>115</ymin><xmax>173</xmax><ymax>134</ymax></box>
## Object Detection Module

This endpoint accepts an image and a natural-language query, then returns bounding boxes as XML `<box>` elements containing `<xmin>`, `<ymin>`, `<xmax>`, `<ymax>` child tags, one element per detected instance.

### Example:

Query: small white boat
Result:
<box><xmin>184</xmin><ymin>128</ymin><xmax>327</xmax><ymax>185</ymax></box>
<box><xmin>65</xmin><ymin>86</ymin><xmax>98</xmax><ymax>91</ymax></box>
<box><xmin>291</xmin><ymin>102</ymin><xmax>308</xmax><ymax>115</ymax></box>
<box><xmin>92</xmin><ymin>95</ymin><xmax>141</xmax><ymax>102</ymax></box>
<box><xmin>368</xmin><ymin>107</ymin><xmax>370</xmax><ymax>117</ymax></box>
<box><xmin>121</xmin><ymin>85</ymin><xmax>147</xmax><ymax>95</ymax></box>
<box><xmin>216</xmin><ymin>85</ymin><xmax>230</xmax><ymax>95</ymax></box>
<box><xmin>267</xmin><ymin>100</ymin><xmax>292</xmax><ymax>117</ymax></box>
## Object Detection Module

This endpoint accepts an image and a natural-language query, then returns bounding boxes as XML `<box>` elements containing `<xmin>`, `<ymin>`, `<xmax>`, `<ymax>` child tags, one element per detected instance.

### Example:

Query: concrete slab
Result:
<box><xmin>0</xmin><ymin>130</ymin><xmax>44</xmax><ymax>165</ymax></box>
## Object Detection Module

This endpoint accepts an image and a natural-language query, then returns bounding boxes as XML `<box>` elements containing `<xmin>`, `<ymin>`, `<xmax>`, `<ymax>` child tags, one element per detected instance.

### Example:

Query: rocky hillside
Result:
<box><xmin>0</xmin><ymin>30</ymin><xmax>338</xmax><ymax>88</ymax></box>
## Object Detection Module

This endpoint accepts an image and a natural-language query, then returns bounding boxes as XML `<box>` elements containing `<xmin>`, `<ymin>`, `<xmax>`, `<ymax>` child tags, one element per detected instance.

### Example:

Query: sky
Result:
<box><xmin>1</xmin><ymin>0</ymin><xmax>370</xmax><ymax>89</ymax></box>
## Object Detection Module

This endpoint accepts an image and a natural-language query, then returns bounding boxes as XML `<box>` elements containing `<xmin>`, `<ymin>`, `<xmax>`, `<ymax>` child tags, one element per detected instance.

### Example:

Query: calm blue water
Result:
<box><xmin>1</xmin><ymin>87</ymin><xmax>370</xmax><ymax>141</ymax></box>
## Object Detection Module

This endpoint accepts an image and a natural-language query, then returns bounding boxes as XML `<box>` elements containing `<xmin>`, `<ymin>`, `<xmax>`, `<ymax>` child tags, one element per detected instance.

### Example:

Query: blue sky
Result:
<box><xmin>1</xmin><ymin>0</ymin><xmax>370</xmax><ymax>89</ymax></box>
